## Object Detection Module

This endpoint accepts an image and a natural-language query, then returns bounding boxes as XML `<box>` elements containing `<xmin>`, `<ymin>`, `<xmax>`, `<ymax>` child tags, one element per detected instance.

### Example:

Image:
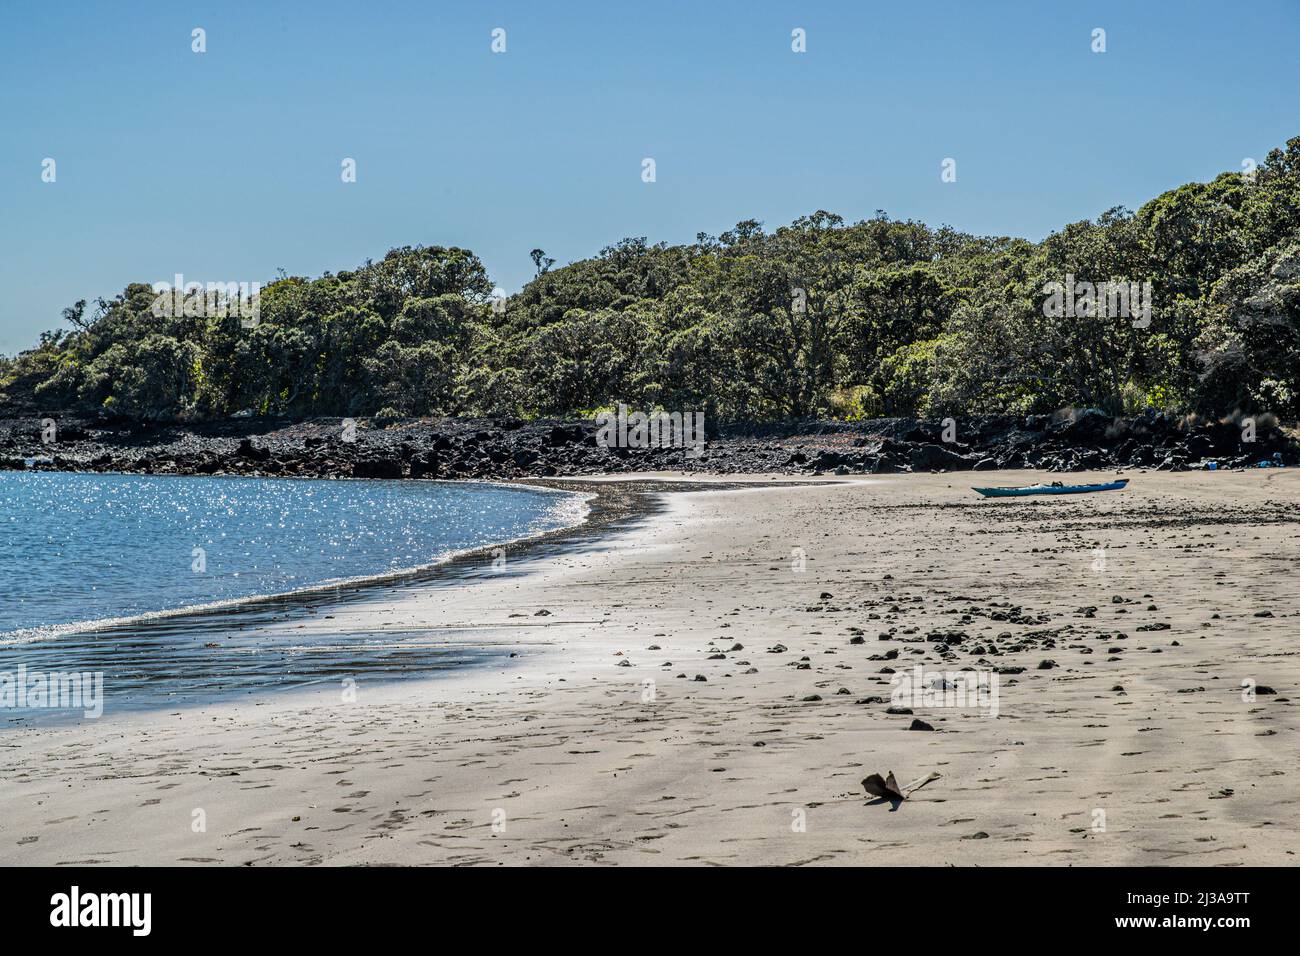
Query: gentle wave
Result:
<box><xmin>0</xmin><ymin>472</ymin><xmax>589</xmax><ymax>644</ymax></box>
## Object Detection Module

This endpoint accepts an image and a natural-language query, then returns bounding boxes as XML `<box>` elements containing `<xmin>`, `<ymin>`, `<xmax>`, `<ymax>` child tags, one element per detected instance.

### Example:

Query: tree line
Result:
<box><xmin>3</xmin><ymin>136</ymin><xmax>1298</xmax><ymax>423</ymax></box>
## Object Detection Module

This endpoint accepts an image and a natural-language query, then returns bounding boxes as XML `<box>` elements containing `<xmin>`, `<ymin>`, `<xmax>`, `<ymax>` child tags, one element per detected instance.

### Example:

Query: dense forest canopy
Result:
<box><xmin>4</xmin><ymin>137</ymin><xmax>1299</xmax><ymax>423</ymax></box>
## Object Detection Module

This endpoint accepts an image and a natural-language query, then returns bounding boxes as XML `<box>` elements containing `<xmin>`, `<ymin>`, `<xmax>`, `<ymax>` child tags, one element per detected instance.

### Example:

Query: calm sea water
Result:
<box><xmin>0</xmin><ymin>472</ymin><xmax>586</xmax><ymax>642</ymax></box>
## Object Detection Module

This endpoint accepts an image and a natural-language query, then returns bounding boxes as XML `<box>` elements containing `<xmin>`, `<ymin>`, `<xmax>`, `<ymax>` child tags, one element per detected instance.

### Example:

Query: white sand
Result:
<box><xmin>1</xmin><ymin>470</ymin><xmax>1296</xmax><ymax>865</ymax></box>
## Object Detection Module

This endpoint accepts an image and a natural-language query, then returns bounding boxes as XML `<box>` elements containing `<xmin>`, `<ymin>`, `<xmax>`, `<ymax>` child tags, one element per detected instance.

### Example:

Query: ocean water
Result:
<box><xmin>0</xmin><ymin>472</ymin><xmax>586</xmax><ymax>642</ymax></box>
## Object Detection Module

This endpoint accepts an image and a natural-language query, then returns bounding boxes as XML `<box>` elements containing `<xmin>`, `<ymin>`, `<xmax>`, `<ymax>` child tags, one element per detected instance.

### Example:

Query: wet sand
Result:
<box><xmin>1</xmin><ymin>470</ymin><xmax>1296</xmax><ymax>865</ymax></box>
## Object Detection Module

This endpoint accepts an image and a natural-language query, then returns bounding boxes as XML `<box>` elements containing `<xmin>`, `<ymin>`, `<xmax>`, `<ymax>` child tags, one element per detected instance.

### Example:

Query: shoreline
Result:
<box><xmin>2</xmin><ymin>468</ymin><xmax>1295</xmax><ymax>866</ymax></box>
<box><xmin>1</xmin><ymin>474</ymin><xmax>795</xmax><ymax>722</ymax></box>
<box><xmin>4</xmin><ymin>475</ymin><xmax>839</xmax><ymax>735</ymax></box>
<box><xmin>0</xmin><ymin>476</ymin><xmax>593</xmax><ymax>651</ymax></box>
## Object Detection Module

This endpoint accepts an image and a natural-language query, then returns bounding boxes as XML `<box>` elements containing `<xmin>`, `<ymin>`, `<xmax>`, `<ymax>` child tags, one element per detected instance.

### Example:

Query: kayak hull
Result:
<box><xmin>973</xmin><ymin>479</ymin><xmax>1129</xmax><ymax>498</ymax></box>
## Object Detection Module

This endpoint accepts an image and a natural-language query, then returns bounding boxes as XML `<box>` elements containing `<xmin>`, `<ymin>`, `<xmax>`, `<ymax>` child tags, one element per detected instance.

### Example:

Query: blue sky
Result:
<box><xmin>1</xmin><ymin>0</ymin><xmax>1296</xmax><ymax>353</ymax></box>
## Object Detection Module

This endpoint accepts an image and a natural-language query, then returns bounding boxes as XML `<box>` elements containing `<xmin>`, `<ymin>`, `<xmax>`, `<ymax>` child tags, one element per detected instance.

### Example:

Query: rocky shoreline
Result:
<box><xmin>2</xmin><ymin>409</ymin><xmax>1295</xmax><ymax>480</ymax></box>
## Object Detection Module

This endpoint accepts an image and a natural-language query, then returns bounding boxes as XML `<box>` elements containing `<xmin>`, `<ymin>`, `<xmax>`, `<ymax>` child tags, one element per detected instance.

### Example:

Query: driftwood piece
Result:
<box><xmin>861</xmin><ymin>770</ymin><xmax>941</xmax><ymax>801</ymax></box>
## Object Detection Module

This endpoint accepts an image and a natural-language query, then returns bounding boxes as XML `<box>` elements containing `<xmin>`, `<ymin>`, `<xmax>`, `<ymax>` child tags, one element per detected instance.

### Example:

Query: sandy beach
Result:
<box><xmin>2</xmin><ymin>469</ymin><xmax>1296</xmax><ymax>866</ymax></box>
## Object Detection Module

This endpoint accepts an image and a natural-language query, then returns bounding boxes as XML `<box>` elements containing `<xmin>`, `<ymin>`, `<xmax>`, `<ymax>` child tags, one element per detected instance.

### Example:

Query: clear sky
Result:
<box><xmin>1</xmin><ymin>0</ymin><xmax>1296</xmax><ymax>353</ymax></box>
